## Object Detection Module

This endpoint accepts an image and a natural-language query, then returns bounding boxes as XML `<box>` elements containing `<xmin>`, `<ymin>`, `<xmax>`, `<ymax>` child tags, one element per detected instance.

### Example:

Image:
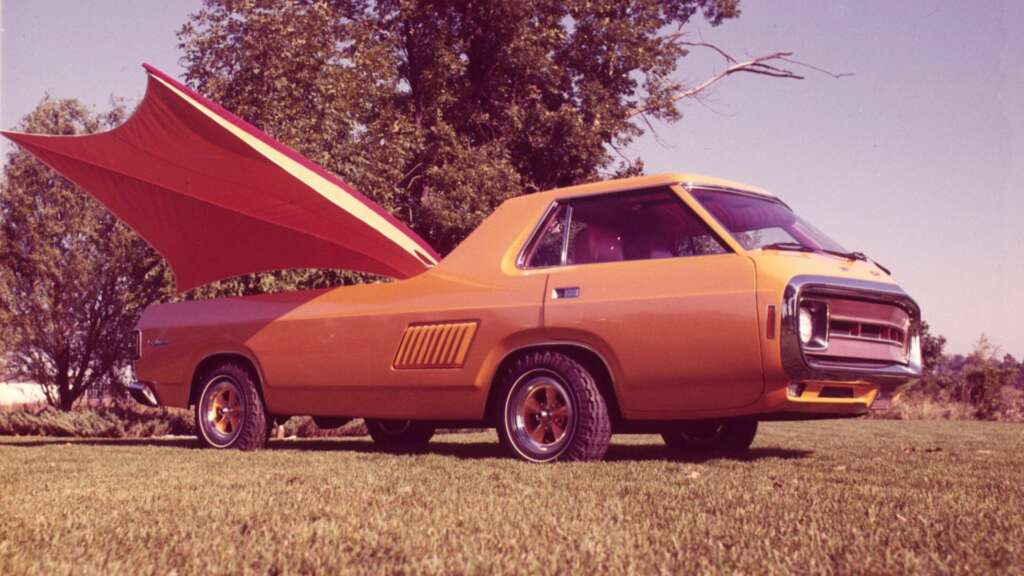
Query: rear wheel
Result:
<box><xmin>195</xmin><ymin>363</ymin><xmax>267</xmax><ymax>450</ymax></box>
<box><xmin>496</xmin><ymin>351</ymin><xmax>611</xmax><ymax>463</ymax></box>
<box><xmin>661</xmin><ymin>420</ymin><xmax>758</xmax><ymax>454</ymax></box>
<box><xmin>365</xmin><ymin>419</ymin><xmax>435</xmax><ymax>451</ymax></box>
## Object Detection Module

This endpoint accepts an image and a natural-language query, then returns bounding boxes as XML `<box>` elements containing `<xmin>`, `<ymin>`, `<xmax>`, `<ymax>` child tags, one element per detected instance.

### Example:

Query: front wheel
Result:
<box><xmin>661</xmin><ymin>420</ymin><xmax>758</xmax><ymax>455</ymax></box>
<box><xmin>365</xmin><ymin>419</ymin><xmax>435</xmax><ymax>451</ymax></box>
<box><xmin>195</xmin><ymin>363</ymin><xmax>268</xmax><ymax>450</ymax></box>
<box><xmin>496</xmin><ymin>352</ymin><xmax>611</xmax><ymax>463</ymax></box>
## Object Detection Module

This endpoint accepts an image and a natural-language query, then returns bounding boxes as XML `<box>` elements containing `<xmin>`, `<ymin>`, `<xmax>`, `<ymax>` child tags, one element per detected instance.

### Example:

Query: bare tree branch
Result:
<box><xmin>779</xmin><ymin>57</ymin><xmax>856</xmax><ymax>79</ymax></box>
<box><xmin>629</xmin><ymin>38</ymin><xmax>851</xmax><ymax>119</ymax></box>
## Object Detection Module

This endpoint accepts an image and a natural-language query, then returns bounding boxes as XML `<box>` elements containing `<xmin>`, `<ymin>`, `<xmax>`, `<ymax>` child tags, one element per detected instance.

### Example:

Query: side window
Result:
<box><xmin>566</xmin><ymin>188</ymin><xmax>727</xmax><ymax>265</ymax></box>
<box><xmin>524</xmin><ymin>205</ymin><xmax>568</xmax><ymax>268</ymax></box>
<box><xmin>522</xmin><ymin>187</ymin><xmax>728</xmax><ymax>268</ymax></box>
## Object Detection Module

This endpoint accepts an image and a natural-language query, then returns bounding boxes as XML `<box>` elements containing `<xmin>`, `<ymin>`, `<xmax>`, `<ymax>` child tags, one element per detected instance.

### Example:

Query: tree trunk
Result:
<box><xmin>59</xmin><ymin>393</ymin><xmax>76</xmax><ymax>412</ymax></box>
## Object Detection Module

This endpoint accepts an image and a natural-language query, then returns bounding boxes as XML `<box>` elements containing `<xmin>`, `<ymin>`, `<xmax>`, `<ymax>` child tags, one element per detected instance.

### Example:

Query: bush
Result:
<box><xmin>0</xmin><ymin>402</ymin><xmax>193</xmax><ymax>438</ymax></box>
<box><xmin>881</xmin><ymin>387</ymin><xmax>1024</xmax><ymax>423</ymax></box>
<box><xmin>0</xmin><ymin>402</ymin><xmax>377</xmax><ymax>439</ymax></box>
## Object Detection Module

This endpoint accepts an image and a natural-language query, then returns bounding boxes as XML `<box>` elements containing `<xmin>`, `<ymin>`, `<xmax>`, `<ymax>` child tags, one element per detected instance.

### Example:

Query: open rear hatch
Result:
<box><xmin>2</xmin><ymin>64</ymin><xmax>439</xmax><ymax>291</ymax></box>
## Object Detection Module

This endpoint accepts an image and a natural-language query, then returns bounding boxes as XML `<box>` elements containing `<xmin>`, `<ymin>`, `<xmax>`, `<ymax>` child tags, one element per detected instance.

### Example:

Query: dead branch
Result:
<box><xmin>628</xmin><ymin>38</ymin><xmax>851</xmax><ymax>119</ymax></box>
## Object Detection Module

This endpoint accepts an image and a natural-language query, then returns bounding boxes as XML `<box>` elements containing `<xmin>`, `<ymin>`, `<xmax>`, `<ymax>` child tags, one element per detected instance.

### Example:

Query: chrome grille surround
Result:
<box><xmin>780</xmin><ymin>275</ymin><xmax>922</xmax><ymax>389</ymax></box>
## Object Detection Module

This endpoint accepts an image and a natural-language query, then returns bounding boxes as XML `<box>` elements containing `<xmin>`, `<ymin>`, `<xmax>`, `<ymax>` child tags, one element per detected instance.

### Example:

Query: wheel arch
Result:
<box><xmin>484</xmin><ymin>342</ymin><xmax>623</xmax><ymax>425</ymax></box>
<box><xmin>188</xmin><ymin>351</ymin><xmax>265</xmax><ymax>407</ymax></box>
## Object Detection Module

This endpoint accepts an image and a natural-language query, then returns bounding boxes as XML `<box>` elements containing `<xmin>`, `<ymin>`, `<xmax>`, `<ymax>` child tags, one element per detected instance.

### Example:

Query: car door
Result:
<box><xmin>530</xmin><ymin>187</ymin><xmax>764</xmax><ymax>415</ymax></box>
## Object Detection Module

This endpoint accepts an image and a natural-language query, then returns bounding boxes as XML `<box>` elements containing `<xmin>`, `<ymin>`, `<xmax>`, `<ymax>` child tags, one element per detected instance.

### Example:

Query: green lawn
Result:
<box><xmin>1</xmin><ymin>419</ymin><xmax>1022</xmax><ymax>575</ymax></box>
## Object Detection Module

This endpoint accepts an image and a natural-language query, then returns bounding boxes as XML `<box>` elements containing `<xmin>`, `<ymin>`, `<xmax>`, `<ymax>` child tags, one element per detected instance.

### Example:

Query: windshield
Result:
<box><xmin>690</xmin><ymin>188</ymin><xmax>847</xmax><ymax>253</ymax></box>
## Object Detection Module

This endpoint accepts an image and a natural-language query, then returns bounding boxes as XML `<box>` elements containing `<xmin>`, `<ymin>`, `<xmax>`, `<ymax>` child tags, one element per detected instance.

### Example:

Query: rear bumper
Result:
<box><xmin>127</xmin><ymin>381</ymin><xmax>159</xmax><ymax>407</ymax></box>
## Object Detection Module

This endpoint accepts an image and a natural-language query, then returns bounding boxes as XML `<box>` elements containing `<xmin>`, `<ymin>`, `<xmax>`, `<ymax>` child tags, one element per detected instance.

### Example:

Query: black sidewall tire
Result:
<box><xmin>195</xmin><ymin>363</ymin><xmax>268</xmax><ymax>451</ymax></box>
<box><xmin>365</xmin><ymin>419</ymin><xmax>436</xmax><ymax>451</ymax></box>
<box><xmin>662</xmin><ymin>420</ymin><xmax>758</xmax><ymax>455</ymax></box>
<box><xmin>497</xmin><ymin>352</ymin><xmax>611</xmax><ymax>463</ymax></box>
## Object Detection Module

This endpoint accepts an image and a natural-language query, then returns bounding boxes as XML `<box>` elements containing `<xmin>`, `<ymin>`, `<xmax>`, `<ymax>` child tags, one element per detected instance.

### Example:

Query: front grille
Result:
<box><xmin>828</xmin><ymin>319</ymin><xmax>905</xmax><ymax>346</ymax></box>
<box><xmin>806</xmin><ymin>298</ymin><xmax>911</xmax><ymax>364</ymax></box>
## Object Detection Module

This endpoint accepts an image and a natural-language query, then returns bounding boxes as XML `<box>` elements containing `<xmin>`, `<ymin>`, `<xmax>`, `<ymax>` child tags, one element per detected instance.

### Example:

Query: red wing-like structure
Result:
<box><xmin>2</xmin><ymin>64</ymin><xmax>439</xmax><ymax>291</ymax></box>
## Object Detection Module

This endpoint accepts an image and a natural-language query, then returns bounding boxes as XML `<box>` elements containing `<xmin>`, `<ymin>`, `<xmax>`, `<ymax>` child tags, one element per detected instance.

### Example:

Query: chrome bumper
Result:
<box><xmin>780</xmin><ymin>275</ymin><xmax>922</xmax><ymax>389</ymax></box>
<box><xmin>127</xmin><ymin>381</ymin><xmax>159</xmax><ymax>407</ymax></box>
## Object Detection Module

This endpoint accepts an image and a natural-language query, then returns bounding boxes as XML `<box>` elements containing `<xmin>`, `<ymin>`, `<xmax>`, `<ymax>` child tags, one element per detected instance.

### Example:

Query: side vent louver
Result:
<box><xmin>393</xmin><ymin>321</ymin><xmax>479</xmax><ymax>369</ymax></box>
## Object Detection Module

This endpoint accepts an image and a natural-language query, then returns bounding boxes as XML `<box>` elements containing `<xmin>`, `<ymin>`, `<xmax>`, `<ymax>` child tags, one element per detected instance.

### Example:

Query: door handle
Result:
<box><xmin>552</xmin><ymin>286</ymin><xmax>580</xmax><ymax>299</ymax></box>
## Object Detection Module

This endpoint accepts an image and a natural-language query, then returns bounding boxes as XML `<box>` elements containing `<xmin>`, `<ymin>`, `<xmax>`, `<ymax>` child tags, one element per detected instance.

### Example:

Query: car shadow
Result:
<box><xmin>3</xmin><ymin>436</ymin><xmax>812</xmax><ymax>463</ymax></box>
<box><xmin>266</xmin><ymin>437</ymin><xmax>812</xmax><ymax>463</ymax></box>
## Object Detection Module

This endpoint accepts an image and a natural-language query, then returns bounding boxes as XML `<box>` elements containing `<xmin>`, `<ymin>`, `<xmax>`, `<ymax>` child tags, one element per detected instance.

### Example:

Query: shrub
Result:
<box><xmin>0</xmin><ymin>401</ymin><xmax>373</xmax><ymax>438</ymax></box>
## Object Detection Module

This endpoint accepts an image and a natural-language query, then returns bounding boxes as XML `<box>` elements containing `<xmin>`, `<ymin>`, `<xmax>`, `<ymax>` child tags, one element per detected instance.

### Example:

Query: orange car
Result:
<box><xmin>5</xmin><ymin>66</ymin><xmax>921</xmax><ymax>462</ymax></box>
<box><xmin>127</xmin><ymin>172</ymin><xmax>921</xmax><ymax>461</ymax></box>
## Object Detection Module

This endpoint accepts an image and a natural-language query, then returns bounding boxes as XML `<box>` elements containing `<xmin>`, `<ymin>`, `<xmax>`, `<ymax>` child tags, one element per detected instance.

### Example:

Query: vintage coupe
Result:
<box><xmin>4</xmin><ymin>66</ymin><xmax>921</xmax><ymax>462</ymax></box>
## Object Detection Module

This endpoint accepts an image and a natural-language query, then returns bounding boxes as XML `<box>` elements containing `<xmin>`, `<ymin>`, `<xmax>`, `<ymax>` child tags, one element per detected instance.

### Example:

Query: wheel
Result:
<box><xmin>661</xmin><ymin>420</ymin><xmax>758</xmax><ymax>454</ymax></box>
<box><xmin>195</xmin><ymin>362</ymin><xmax>268</xmax><ymax>450</ymax></box>
<box><xmin>365</xmin><ymin>419</ymin><xmax>435</xmax><ymax>451</ymax></box>
<box><xmin>496</xmin><ymin>351</ymin><xmax>611</xmax><ymax>463</ymax></box>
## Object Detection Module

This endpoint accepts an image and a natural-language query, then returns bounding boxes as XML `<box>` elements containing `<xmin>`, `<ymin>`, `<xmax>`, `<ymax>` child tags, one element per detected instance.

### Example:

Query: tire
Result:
<box><xmin>195</xmin><ymin>362</ymin><xmax>268</xmax><ymax>450</ymax></box>
<box><xmin>661</xmin><ymin>420</ymin><xmax>758</xmax><ymax>454</ymax></box>
<box><xmin>496</xmin><ymin>351</ymin><xmax>611</xmax><ymax>463</ymax></box>
<box><xmin>365</xmin><ymin>419</ymin><xmax>435</xmax><ymax>451</ymax></box>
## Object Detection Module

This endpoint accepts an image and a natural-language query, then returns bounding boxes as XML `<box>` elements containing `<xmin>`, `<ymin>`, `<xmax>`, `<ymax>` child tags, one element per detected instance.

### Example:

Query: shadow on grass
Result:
<box><xmin>267</xmin><ymin>437</ymin><xmax>812</xmax><ymax>463</ymax></box>
<box><xmin>2</xmin><ymin>435</ymin><xmax>812</xmax><ymax>463</ymax></box>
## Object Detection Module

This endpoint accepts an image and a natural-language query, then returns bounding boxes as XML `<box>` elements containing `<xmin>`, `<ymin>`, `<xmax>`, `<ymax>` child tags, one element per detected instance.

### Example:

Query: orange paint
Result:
<box><xmin>134</xmin><ymin>173</ymin><xmax>921</xmax><ymax>423</ymax></box>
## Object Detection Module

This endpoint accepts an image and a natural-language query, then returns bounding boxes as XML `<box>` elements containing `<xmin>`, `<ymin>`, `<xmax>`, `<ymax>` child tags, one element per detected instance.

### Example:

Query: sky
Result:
<box><xmin>1</xmin><ymin>0</ymin><xmax>1021</xmax><ymax>355</ymax></box>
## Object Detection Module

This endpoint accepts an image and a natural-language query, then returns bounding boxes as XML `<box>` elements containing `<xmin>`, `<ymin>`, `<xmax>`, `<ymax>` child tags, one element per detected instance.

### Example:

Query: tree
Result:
<box><xmin>919</xmin><ymin>321</ymin><xmax>947</xmax><ymax>376</ymax></box>
<box><xmin>0</xmin><ymin>98</ymin><xmax>174</xmax><ymax>410</ymax></box>
<box><xmin>953</xmin><ymin>335</ymin><xmax>1019</xmax><ymax>418</ymax></box>
<box><xmin>178</xmin><ymin>0</ymin><xmax>809</xmax><ymax>268</ymax></box>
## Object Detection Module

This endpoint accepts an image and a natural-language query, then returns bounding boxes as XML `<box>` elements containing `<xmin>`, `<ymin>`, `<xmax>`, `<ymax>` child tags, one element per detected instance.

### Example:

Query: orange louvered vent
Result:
<box><xmin>393</xmin><ymin>321</ymin><xmax>479</xmax><ymax>369</ymax></box>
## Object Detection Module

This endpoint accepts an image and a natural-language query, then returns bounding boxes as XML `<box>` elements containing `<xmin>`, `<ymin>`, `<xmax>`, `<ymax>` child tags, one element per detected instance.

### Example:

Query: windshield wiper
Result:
<box><xmin>821</xmin><ymin>248</ymin><xmax>892</xmax><ymax>275</ymax></box>
<box><xmin>760</xmin><ymin>242</ymin><xmax>891</xmax><ymax>275</ymax></box>
<box><xmin>761</xmin><ymin>241</ymin><xmax>816</xmax><ymax>253</ymax></box>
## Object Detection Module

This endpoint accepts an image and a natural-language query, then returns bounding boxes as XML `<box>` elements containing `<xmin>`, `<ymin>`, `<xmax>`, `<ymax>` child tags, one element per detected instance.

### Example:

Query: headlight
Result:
<box><xmin>799</xmin><ymin>307</ymin><xmax>814</xmax><ymax>344</ymax></box>
<box><xmin>797</xmin><ymin>301</ymin><xmax>829</xmax><ymax>350</ymax></box>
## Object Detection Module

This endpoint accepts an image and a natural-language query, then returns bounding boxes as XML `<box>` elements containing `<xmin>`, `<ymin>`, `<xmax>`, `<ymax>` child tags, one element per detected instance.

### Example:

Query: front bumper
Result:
<box><xmin>127</xmin><ymin>381</ymin><xmax>159</xmax><ymax>407</ymax></box>
<box><xmin>779</xmin><ymin>275</ymin><xmax>922</xmax><ymax>409</ymax></box>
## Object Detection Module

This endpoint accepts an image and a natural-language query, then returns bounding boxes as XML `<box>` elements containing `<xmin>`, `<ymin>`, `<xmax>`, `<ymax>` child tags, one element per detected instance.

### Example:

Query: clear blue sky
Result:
<box><xmin>2</xmin><ymin>1</ymin><xmax>1021</xmax><ymax>355</ymax></box>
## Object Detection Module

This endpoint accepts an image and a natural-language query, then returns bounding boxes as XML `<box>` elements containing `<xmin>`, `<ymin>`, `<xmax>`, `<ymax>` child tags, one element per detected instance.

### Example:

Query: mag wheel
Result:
<box><xmin>365</xmin><ymin>419</ymin><xmax>435</xmax><ymax>451</ymax></box>
<box><xmin>497</xmin><ymin>352</ymin><xmax>611</xmax><ymax>463</ymax></box>
<box><xmin>661</xmin><ymin>420</ymin><xmax>758</xmax><ymax>454</ymax></box>
<box><xmin>195</xmin><ymin>363</ymin><xmax>267</xmax><ymax>450</ymax></box>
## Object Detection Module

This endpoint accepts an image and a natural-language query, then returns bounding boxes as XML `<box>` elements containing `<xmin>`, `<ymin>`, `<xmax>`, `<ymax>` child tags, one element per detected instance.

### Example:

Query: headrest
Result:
<box><xmin>572</xmin><ymin>226</ymin><xmax>623</xmax><ymax>264</ymax></box>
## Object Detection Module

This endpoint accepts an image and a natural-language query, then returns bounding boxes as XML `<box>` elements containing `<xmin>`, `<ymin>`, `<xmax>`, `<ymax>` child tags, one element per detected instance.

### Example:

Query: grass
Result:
<box><xmin>1</xmin><ymin>419</ymin><xmax>1022</xmax><ymax>575</ymax></box>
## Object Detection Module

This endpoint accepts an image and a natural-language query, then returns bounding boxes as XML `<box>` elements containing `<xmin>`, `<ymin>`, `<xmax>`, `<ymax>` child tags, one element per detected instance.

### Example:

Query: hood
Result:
<box><xmin>749</xmin><ymin>250</ymin><xmax>900</xmax><ymax>287</ymax></box>
<box><xmin>2</xmin><ymin>64</ymin><xmax>439</xmax><ymax>292</ymax></box>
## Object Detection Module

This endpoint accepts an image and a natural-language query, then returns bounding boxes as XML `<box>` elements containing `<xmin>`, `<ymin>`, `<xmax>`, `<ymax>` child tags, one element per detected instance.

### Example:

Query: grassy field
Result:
<box><xmin>1</xmin><ymin>420</ymin><xmax>1022</xmax><ymax>575</ymax></box>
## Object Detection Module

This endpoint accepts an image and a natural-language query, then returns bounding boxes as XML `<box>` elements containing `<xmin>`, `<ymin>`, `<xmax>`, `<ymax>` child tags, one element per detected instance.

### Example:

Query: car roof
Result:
<box><xmin>503</xmin><ymin>172</ymin><xmax>776</xmax><ymax>211</ymax></box>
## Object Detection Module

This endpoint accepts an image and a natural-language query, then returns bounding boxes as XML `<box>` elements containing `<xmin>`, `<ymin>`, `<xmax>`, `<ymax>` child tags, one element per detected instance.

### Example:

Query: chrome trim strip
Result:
<box><xmin>560</xmin><ymin>205</ymin><xmax>573</xmax><ymax>266</ymax></box>
<box><xmin>780</xmin><ymin>275</ymin><xmax>922</xmax><ymax>387</ymax></box>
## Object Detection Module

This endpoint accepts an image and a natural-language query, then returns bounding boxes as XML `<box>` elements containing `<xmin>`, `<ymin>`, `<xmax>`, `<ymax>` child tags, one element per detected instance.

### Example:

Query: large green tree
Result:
<box><xmin>0</xmin><ymin>99</ymin><xmax>174</xmax><ymax>409</ymax></box>
<box><xmin>178</xmin><ymin>0</ymin><xmax>766</xmax><ymax>260</ymax></box>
